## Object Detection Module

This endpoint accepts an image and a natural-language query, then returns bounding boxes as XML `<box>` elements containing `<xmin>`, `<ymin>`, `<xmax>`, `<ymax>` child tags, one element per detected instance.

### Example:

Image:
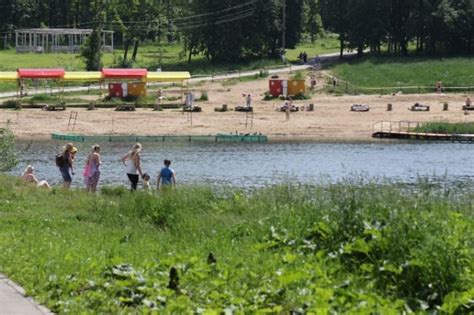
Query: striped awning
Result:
<box><xmin>0</xmin><ymin>72</ymin><xmax>18</xmax><ymax>81</ymax></box>
<box><xmin>64</xmin><ymin>72</ymin><xmax>102</xmax><ymax>81</ymax></box>
<box><xmin>18</xmin><ymin>69</ymin><xmax>65</xmax><ymax>79</ymax></box>
<box><xmin>147</xmin><ymin>71</ymin><xmax>191</xmax><ymax>82</ymax></box>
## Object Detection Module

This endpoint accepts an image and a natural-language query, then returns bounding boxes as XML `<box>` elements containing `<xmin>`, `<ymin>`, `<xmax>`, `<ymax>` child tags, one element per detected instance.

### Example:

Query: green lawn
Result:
<box><xmin>0</xmin><ymin>176</ymin><xmax>472</xmax><ymax>313</ymax></box>
<box><xmin>329</xmin><ymin>56</ymin><xmax>474</xmax><ymax>93</ymax></box>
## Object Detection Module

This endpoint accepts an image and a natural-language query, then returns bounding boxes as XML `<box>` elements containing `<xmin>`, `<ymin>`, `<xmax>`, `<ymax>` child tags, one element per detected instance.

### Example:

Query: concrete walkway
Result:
<box><xmin>0</xmin><ymin>274</ymin><xmax>52</xmax><ymax>315</ymax></box>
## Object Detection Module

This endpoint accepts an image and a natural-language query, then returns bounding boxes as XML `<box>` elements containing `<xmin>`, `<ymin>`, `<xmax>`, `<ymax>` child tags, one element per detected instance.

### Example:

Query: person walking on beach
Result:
<box><xmin>436</xmin><ymin>80</ymin><xmax>442</xmax><ymax>93</ymax></box>
<box><xmin>56</xmin><ymin>143</ymin><xmax>76</xmax><ymax>189</ymax></box>
<box><xmin>21</xmin><ymin>165</ymin><xmax>51</xmax><ymax>189</ymax></box>
<box><xmin>84</xmin><ymin>144</ymin><xmax>102</xmax><ymax>193</ymax></box>
<box><xmin>157</xmin><ymin>159</ymin><xmax>176</xmax><ymax>191</ymax></box>
<box><xmin>122</xmin><ymin>143</ymin><xmax>143</xmax><ymax>191</ymax></box>
<box><xmin>246</xmin><ymin>94</ymin><xmax>252</xmax><ymax>108</ymax></box>
<box><xmin>185</xmin><ymin>91</ymin><xmax>194</xmax><ymax>110</ymax></box>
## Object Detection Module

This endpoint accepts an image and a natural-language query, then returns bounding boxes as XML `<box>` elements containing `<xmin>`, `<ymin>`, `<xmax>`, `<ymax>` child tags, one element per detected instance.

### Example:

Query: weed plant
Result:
<box><xmin>0</xmin><ymin>176</ymin><xmax>472</xmax><ymax>313</ymax></box>
<box><xmin>413</xmin><ymin>122</ymin><xmax>474</xmax><ymax>134</ymax></box>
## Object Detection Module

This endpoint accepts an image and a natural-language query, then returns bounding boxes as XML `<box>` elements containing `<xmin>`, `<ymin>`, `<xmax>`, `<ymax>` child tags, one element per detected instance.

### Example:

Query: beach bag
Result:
<box><xmin>55</xmin><ymin>154</ymin><xmax>65</xmax><ymax>167</ymax></box>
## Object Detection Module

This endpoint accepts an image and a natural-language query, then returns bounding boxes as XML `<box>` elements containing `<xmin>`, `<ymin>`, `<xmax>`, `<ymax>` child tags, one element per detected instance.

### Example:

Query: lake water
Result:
<box><xmin>10</xmin><ymin>140</ymin><xmax>474</xmax><ymax>190</ymax></box>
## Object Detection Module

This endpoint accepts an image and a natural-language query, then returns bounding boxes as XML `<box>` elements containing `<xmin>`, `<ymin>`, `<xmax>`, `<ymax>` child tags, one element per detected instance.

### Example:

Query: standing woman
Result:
<box><xmin>57</xmin><ymin>143</ymin><xmax>76</xmax><ymax>189</ymax></box>
<box><xmin>84</xmin><ymin>144</ymin><xmax>102</xmax><ymax>193</ymax></box>
<box><xmin>121</xmin><ymin>143</ymin><xmax>143</xmax><ymax>191</ymax></box>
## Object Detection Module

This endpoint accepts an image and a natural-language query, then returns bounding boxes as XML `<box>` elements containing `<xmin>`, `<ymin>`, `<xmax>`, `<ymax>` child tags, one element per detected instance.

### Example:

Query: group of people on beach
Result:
<box><xmin>21</xmin><ymin>142</ymin><xmax>176</xmax><ymax>192</ymax></box>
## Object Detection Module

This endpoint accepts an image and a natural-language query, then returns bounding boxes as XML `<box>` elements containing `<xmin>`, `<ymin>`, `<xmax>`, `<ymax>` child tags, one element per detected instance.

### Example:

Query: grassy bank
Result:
<box><xmin>413</xmin><ymin>122</ymin><xmax>474</xmax><ymax>134</ymax></box>
<box><xmin>0</xmin><ymin>176</ymin><xmax>472</xmax><ymax>313</ymax></box>
<box><xmin>330</xmin><ymin>56</ymin><xmax>474</xmax><ymax>94</ymax></box>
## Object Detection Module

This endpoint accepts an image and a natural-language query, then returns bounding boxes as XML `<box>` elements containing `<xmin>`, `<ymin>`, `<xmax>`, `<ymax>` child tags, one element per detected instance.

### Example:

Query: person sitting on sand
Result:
<box><xmin>21</xmin><ymin>165</ymin><xmax>51</xmax><ymax>189</ymax></box>
<box><xmin>466</xmin><ymin>97</ymin><xmax>472</xmax><ymax>107</ymax></box>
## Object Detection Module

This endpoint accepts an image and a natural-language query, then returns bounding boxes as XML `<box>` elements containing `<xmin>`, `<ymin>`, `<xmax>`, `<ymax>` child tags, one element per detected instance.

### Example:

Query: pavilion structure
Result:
<box><xmin>15</xmin><ymin>28</ymin><xmax>114</xmax><ymax>54</ymax></box>
<box><xmin>0</xmin><ymin>69</ymin><xmax>191</xmax><ymax>102</ymax></box>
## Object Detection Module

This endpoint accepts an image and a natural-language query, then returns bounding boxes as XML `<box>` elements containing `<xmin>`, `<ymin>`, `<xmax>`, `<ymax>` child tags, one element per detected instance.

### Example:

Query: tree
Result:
<box><xmin>304</xmin><ymin>0</ymin><xmax>325</xmax><ymax>43</ymax></box>
<box><xmin>283</xmin><ymin>0</ymin><xmax>304</xmax><ymax>49</ymax></box>
<box><xmin>81</xmin><ymin>29</ymin><xmax>102</xmax><ymax>70</ymax></box>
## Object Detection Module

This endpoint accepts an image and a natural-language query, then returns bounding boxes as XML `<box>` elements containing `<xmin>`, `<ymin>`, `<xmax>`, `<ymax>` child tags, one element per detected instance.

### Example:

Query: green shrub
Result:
<box><xmin>1</xmin><ymin>99</ymin><xmax>21</xmax><ymax>109</ymax></box>
<box><xmin>412</xmin><ymin>122</ymin><xmax>474</xmax><ymax>134</ymax></box>
<box><xmin>291</xmin><ymin>72</ymin><xmax>305</xmax><ymax>80</ymax></box>
<box><xmin>0</xmin><ymin>127</ymin><xmax>17</xmax><ymax>171</ymax></box>
<box><xmin>0</xmin><ymin>179</ymin><xmax>471</xmax><ymax>313</ymax></box>
<box><xmin>199</xmin><ymin>91</ymin><xmax>208</xmax><ymax>101</ymax></box>
<box><xmin>27</xmin><ymin>94</ymin><xmax>57</xmax><ymax>105</ymax></box>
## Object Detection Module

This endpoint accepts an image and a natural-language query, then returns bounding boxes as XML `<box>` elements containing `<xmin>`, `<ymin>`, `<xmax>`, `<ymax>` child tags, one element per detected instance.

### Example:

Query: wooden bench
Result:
<box><xmin>42</xmin><ymin>104</ymin><xmax>66</xmax><ymax>111</ymax></box>
<box><xmin>235</xmin><ymin>106</ymin><xmax>253</xmax><ymax>112</ymax></box>
<box><xmin>410</xmin><ymin>104</ymin><xmax>430</xmax><ymax>112</ymax></box>
<box><xmin>115</xmin><ymin>105</ymin><xmax>136</xmax><ymax>111</ymax></box>
<box><xmin>183</xmin><ymin>106</ymin><xmax>202</xmax><ymax>112</ymax></box>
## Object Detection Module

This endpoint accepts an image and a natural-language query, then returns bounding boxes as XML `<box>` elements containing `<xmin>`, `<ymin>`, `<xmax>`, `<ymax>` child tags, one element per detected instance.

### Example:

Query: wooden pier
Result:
<box><xmin>51</xmin><ymin>133</ymin><xmax>268</xmax><ymax>143</ymax></box>
<box><xmin>372</xmin><ymin>121</ymin><xmax>474</xmax><ymax>142</ymax></box>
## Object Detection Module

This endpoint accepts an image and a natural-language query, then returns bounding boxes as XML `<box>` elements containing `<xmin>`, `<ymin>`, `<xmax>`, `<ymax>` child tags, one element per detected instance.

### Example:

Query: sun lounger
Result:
<box><xmin>410</xmin><ymin>103</ymin><xmax>430</xmax><ymax>112</ymax></box>
<box><xmin>351</xmin><ymin>104</ymin><xmax>369</xmax><ymax>112</ymax></box>
<box><xmin>115</xmin><ymin>105</ymin><xmax>136</xmax><ymax>111</ymax></box>
<box><xmin>235</xmin><ymin>106</ymin><xmax>253</xmax><ymax>112</ymax></box>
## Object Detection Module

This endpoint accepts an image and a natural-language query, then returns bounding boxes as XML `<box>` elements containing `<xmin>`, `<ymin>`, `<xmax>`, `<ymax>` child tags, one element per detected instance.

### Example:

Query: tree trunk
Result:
<box><xmin>123</xmin><ymin>40</ymin><xmax>130</xmax><ymax>61</ymax></box>
<box><xmin>339</xmin><ymin>36</ymin><xmax>344</xmax><ymax>59</ymax></box>
<box><xmin>132</xmin><ymin>40</ymin><xmax>139</xmax><ymax>61</ymax></box>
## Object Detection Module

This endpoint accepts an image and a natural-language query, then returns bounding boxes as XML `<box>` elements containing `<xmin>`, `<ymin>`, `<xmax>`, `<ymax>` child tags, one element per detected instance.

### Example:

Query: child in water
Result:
<box><xmin>142</xmin><ymin>173</ymin><xmax>151</xmax><ymax>191</ymax></box>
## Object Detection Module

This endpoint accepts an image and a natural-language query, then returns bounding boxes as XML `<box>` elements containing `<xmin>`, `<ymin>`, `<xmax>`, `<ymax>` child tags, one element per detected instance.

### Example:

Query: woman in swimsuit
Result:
<box><xmin>84</xmin><ymin>144</ymin><xmax>102</xmax><ymax>193</ymax></box>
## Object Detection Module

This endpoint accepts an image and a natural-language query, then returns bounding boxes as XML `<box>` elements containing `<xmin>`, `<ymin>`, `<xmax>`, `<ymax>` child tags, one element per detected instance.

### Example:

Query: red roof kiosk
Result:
<box><xmin>17</xmin><ymin>68</ymin><xmax>66</xmax><ymax>104</ymax></box>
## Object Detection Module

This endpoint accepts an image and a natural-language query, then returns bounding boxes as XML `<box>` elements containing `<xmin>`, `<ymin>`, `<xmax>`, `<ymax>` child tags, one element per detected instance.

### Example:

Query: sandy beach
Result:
<box><xmin>1</xmin><ymin>77</ymin><xmax>473</xmax><ymax>142</ymax></box>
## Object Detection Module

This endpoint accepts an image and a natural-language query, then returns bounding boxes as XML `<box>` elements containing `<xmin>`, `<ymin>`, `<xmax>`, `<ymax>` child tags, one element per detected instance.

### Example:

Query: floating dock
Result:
<box><xmin>372</xmin><ymin>121</ymin><xmax>474</xmax><ymax>142</ymax></box>
<box><xmin>51</xmin><ymin>133</ymin><xmax>268</xmax><ymax>143</ymax></box>
<box><xmin>372</xmin><ymin>131</ymin><xmax>474</xmax><ymax>142</ymax></box>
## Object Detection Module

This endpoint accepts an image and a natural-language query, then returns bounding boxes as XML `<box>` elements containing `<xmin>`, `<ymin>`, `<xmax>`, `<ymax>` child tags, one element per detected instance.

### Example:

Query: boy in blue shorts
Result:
<box><xmin>157</xmin><ymin>159</ymin><xmax>176</xmax><ymax>190</ymax></box>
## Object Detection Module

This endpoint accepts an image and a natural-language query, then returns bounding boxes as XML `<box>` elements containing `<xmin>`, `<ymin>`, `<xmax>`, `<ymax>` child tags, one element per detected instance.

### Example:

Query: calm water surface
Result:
<box><xmin>10</xmin><ymin>141</ymin><xmax>474</xmax><ymax>189</ymax></box>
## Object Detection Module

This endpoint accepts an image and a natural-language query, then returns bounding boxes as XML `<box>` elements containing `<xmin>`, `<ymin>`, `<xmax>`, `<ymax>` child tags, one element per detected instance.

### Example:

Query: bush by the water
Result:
<box><xmin>413</xmin><ymin>122</ymin><xmax>474</xmax><ymax>134</ymax></box>
<box><xmin>0</xmin><ymin>176</ymin><xmax>472</xmax><ymax>313</ymax></box>
<box><xmin>0</xmin><ymin>127</ymin><xmax>17</xmax><ymax>171</ymax></box>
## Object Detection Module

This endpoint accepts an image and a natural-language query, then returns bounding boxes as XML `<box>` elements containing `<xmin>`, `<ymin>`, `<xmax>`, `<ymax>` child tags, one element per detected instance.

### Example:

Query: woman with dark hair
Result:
<box><xmin>57</xmin><ymin>143</ymin><xmax>76</xmax><ymax>189</ymax></box>
<box><xmin>121</xmin><ymin>143</ymin><xmax>143</xmax><ymax>191</ymax></box>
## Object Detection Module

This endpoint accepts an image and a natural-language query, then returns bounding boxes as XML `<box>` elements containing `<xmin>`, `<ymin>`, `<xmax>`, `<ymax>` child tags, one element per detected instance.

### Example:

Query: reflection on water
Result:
<box><xmin>9</xmin><ymin>140</ymin><xmax>474</xmax><ymax>190</ymax></box>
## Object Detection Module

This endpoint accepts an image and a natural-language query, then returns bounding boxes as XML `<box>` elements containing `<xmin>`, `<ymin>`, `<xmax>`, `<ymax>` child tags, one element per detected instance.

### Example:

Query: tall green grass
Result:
<box><xmin>0</xmin><ymin>175</ymin><xmax>472</xmax><ymax>313</ymax></box>
<box><xmin>413</xmin><ymin>122</ymin><xmax>474</xmax><ymax>134</ymax></box>
<box><xmin>330</xmin><ymin>56</ymin><xmax>474</xmax><ymax>93</ymax></box>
